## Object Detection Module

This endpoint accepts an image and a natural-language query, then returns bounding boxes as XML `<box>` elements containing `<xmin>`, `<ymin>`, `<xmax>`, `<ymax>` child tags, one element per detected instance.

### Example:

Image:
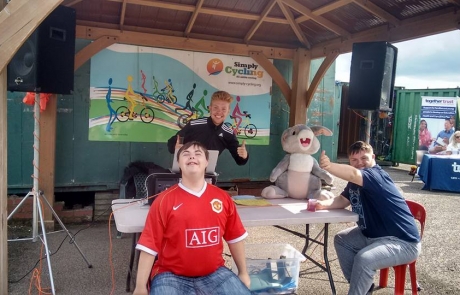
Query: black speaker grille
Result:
<box><xmin>348</xmin><ymin>42</ymin><xmax>398</xmax><ymax>111</ymax></box>
<box><xmin>7</xmin><ymin>5</ymin><xmax>76</xmax><ymax>94</ymax></box>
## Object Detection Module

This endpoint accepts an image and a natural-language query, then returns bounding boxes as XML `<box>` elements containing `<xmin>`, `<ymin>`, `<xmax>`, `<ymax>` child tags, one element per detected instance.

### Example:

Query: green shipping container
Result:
<box><xmin>392</xmin><ymin>88</ymin><xmax>460</xmax><ymax>165</ymax></box>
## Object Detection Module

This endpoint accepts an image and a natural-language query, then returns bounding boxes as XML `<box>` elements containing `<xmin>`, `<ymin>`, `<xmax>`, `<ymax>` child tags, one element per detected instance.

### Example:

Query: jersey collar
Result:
<box><xmin>178</xmin><ymin>181</ymin><xmax>207</xmax><ymax>197</ymax></box>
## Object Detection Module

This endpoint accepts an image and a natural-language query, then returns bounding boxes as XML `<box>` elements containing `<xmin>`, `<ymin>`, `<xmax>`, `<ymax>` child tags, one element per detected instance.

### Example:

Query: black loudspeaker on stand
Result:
<box><xmin>7</xmin><ymin>5</ymin><xmax>76</xmax><ymax>94</ymax></box>
<box><xmin>348</xmin><ymin>42</ymin><xmax>398</xmax><ymax>111</ymax></box>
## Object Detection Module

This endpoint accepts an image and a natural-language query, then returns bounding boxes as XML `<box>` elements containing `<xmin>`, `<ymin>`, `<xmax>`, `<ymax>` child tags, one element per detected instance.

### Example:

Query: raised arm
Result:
<box><xmin>319</xmin><ymin>151</ymin><xmax>363</xmax><ymax>186</ymax></box>
<box><xmin>167</xmin><ymin>126</ymin><xmax>188</xmax><ymax>154</ymax></box>
<box><xmin>226</xmin><ymin>134</ymin><xmax>249</xmax><ymax>166</ymax></box>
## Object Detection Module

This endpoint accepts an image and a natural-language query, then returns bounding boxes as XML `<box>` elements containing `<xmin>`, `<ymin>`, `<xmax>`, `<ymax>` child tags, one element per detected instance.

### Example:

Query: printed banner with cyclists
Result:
<box><xmin>88</xmin><ymin>44</ymin><xmax>272</xmax><ymax>144</ymax></box>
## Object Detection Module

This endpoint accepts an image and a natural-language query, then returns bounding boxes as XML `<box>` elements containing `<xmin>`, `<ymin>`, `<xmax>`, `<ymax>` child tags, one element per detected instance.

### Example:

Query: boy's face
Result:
<box><xmin>209</xmin><ymin>100</ymin><xmax>230</xmax><ymax>125</ymax></box>
<box><xmin>178</xmin><ymin>144</ymin><xmax>208</xmax><ymax>175</ymax></box>
<box><xmin>349</xmin><ymin>150</ymin><xmax>375</xmax><ymax>169</ymax></box>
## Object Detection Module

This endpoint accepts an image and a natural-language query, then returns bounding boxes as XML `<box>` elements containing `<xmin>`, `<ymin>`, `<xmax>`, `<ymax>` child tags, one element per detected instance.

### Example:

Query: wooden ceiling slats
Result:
<box><xmin>69</xmin><ymin>0</ymin><xmax>460</xmax><ymax>57</ymax></box>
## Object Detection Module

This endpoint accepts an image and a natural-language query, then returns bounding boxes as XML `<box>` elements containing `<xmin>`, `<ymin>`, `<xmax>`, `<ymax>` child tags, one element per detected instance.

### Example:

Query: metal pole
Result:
<box><xmin>7</xmin><ymin>93</ymin><xmax>91</xmax><ymax>295</ymax></box>
<box><xmin>365</xmin><ymin>110</ymin><xmax>372</xmax><ymax>144</ymax></box>
<box><xmin>37</xmin><ymin>196</ymin><xmax>56</xmax><ymax>295</ymax></box>
<box><xmin>32</xmin><ymin>93</ymin><xmax>40</xmax><ymax>241</ymax></box>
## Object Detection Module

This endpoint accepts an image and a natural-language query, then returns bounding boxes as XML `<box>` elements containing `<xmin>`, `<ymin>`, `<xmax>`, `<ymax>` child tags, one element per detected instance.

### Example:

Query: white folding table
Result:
<box><xmin>112</xmin><ymin>198</ymin><xmax>358</xmax><ymax>294</ymax></box>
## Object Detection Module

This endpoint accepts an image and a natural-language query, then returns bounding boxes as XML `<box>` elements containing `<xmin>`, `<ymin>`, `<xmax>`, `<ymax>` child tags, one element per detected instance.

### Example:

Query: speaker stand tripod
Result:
<box><xmin>7</xmin><ymin>94</ymin><xmax>92</xmax><ymax>295</ymax></box>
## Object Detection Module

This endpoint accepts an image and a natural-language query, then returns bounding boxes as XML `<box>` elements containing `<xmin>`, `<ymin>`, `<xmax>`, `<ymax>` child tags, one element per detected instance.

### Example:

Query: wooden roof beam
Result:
<box><xmin>305</xmin><ymin>50</ymin><xmax>339</xmax><ymax>108</ymax></box>
<box><xmin>244</xmin><ymin>0</ymin><xmax>276</xmax><ymax>43</ymax></box>
<box><xmin>119</xmin><ymin>0</ymin><xmax>127</xmax><ymax>31</ymax></box>
<box><xmin>282</xmin><ymin>0</ymin><xmax>350</xmax><ymax>38</ymax></box>
<box><xmin>276</xmin><ymin>0</ymin><xmax>310</xmax><ymax>48</ymax></box>
<box><xmin>185</xmin><ymin>0</ymin><xmax>204</xmax><ymax>37</ymax></box>
<box><xmin>74</xmin><ymin>35</ymin><xmax>118</xmax><ymax>71</ymax></box>
<box><xmin>289</xmin><ymin>48</ymin><xmax>310</xmax><ymax>126</ymax></box>
<box><xmin>0</xmin><ymin>0</ymin><xmax>63</xmax><ymax>72</ymax></box>
<box><xmin>250</xmin><ymin>51</ymin><xmax>291</xmax><ymax>105</ymax></box>
<box><xmin>106</xmin><ymin>0</ymin><xmax>290</xmax><ymax>24</ymax></box>
<box><xmin>313</xmin><ymin>0</ymin><xmax>353</xmax><ymax>15</ymax></box>
<box><xmin>295</xmin><ymin>0</ymin><xmax>352</xmax><ymax>23</ymax></box>
<box><xmin>62</xmin><ymin>0</ymin><xmax>83</xmax><ymax>6</ymax></box>
<box><xmin>447</xmin><ymin>0</ymin><xmax>460</xmax><ymax>6</ymax></box>
<box><xmin>351</xmin><ymin>0</ymin><xmax>401</xmax><ymax>27</ymax></box>
<box><xmin>76</xmin><ymin>25</ymin><xmax>296</xmax><ymax>60</ymax></box>
<box><xmin>77</xmin><ymin>20</ymin><xmax>300</xmax><ymax>49</ymax></box>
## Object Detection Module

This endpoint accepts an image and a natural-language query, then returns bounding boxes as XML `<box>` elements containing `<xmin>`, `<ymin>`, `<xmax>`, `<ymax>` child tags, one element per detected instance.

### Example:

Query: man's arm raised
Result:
<box><xmin>319</xmin><ymin>151</ymin><xmax>363</xmax><ymax>186</ymax></box>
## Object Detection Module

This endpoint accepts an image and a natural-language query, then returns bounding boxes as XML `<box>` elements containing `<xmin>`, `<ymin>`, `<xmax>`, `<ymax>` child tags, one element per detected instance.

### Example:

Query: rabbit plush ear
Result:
<box><xmin>310</xmin><ymin>126</ymin><xmax>333</xmax><ymax>136</ymax></box>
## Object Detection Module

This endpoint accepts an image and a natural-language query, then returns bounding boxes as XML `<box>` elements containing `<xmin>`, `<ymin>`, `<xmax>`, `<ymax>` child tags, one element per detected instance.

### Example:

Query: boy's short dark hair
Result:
<box><xmin>177</xmin><ymin>141</ymin><xmax>209</xmax><ymax>161</ymax></box>
<box><xmin>348</xmin><ymin>141</ymin><xmax>374</xmax><ymax>156</ymax></box>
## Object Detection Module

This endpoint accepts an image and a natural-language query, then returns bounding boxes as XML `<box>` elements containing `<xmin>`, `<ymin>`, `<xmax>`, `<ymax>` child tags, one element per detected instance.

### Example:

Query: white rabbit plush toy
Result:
<box><xmin>261</xmin><ymin>124</ymin><xmax>334</xmax><ymax>200</ymax></box>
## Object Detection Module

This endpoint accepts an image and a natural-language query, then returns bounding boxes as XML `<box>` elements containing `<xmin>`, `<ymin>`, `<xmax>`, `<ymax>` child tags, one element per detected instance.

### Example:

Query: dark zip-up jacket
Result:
<box><xmin>167</xmin><ymin>117</ymin><xmax>249</xmax><ymax>166</ymax></box>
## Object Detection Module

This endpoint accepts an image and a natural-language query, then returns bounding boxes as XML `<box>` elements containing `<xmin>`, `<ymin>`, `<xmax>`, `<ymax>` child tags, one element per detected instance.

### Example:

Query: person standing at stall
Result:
<box><xmin>167</xmin><ymin>90</ymin><xmax>248</xmax><ymax>165</ymax></box>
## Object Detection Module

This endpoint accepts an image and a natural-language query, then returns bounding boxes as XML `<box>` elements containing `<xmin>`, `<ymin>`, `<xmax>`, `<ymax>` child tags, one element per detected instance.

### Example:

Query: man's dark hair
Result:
<box><xmin>177</xmin><ymin>141</ymin><xmax>209</xmax><ymax>161</ymax></box>
<box><xmin>348</xmin><ymin>141</ymin><xmax>374</xmax><ymax>156</ymax></box>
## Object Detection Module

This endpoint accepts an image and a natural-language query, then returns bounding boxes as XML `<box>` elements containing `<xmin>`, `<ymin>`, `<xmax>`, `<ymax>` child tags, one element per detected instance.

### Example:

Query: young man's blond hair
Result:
<box><xmin>210</xmin><ymin>91</ymin><xmax>233</xmax><ymax>104</ymax></box>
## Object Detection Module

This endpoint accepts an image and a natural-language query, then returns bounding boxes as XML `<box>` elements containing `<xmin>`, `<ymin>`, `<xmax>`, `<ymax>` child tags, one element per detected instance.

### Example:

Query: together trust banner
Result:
<box><xmin>88</xmin><ymin>44</ymin><xmax>273</xmax><ymax>144</ymax></box>
<box><xmin>419</xmin><ymin>96</ymin><xmax>458</xmax><ymax>150</ymax></box>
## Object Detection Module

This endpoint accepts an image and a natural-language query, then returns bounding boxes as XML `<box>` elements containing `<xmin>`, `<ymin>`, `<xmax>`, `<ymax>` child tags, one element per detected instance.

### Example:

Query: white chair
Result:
<box><xmin>412</xmin><ymin>150</ymin><xmax>428</xmax><ymax>182</ymax></box>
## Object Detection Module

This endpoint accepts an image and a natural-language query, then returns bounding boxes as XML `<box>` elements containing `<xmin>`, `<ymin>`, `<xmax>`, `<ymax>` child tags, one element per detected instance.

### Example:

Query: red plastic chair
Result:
<box><xmin>378</xmin><ymin>200</ymin><xmax>426</xmax><ymax>295</ymax></box>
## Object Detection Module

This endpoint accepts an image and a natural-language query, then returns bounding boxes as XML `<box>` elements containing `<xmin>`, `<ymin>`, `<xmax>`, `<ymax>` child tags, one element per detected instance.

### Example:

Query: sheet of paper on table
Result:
<box><xmin>233</xmin><ymin>195</ymin><xmax>272</xmax><ymax>206</ymax></box>
<box><xmin>436</xmin><ymin>137</ymin><xmax>447</xmax><ymax>146</ymax></box>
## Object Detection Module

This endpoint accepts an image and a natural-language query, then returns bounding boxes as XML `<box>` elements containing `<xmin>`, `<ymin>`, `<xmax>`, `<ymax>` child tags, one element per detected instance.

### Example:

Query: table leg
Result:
<box><xmin>126</xmin><ymin>233</ymin><xmax>139</xmax><ymax>292</ymax></box>
<box><xmin>273</xmin><ymin>223</ymin><xmax>336</xmax><ymax>295</ymax></box>
<box><xmin>323</xmin><ymin>224</ymin><xmax>336</xmax><ymax>295</ymax></box>
<box><xmin>301</xmin><ymin>224</ymin><xmax>310</xmax><ymax>254</ymax></box>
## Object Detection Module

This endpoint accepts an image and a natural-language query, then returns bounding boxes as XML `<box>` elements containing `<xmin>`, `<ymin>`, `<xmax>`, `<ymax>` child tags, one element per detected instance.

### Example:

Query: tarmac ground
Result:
<box><xmin>7</xmin><ymin>164</ymin><xmax>460</xmax><ymax>295</ymax></box>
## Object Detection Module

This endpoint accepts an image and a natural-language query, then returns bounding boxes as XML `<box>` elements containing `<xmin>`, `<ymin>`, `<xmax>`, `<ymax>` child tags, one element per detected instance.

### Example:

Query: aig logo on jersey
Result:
<box><xmin>186</xmin><ymin>227</ymin><xmax>220</xmax><ymax>248</ymax></box>
<box><xmin>210</xmin><ymin>199</ymin><xmax>223</xmax><ymax>213</ymax></box>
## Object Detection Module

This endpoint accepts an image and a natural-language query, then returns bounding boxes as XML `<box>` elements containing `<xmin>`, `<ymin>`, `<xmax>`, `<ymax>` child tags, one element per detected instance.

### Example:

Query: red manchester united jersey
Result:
<box><xmin>136</xmin><ymin>182</ymin><xmax>247</xmax><ymax>278</ymax></box>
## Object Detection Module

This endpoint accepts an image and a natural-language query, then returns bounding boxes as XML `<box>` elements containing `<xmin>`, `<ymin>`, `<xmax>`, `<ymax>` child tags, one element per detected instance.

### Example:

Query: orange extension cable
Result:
<box><xmin>27</xmin><ymin>202</ymin><xmax>52</xmax><ymax>295</ymax></box>
<box><xmin>107</xmin><ymin>193</ymin><xmax>160</xmax><ymax>295</ymax></box>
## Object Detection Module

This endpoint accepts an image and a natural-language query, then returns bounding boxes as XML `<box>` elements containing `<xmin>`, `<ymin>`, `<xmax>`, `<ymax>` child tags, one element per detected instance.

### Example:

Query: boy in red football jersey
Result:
<box><xmin>133</xmin><ymin>141</ymin><xmax>251</xmax><ymax>295</ymax></box>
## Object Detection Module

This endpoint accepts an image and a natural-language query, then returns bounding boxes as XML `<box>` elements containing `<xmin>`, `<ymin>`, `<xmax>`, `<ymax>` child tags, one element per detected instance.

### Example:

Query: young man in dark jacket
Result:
<box><xmin>167</xmin><ymin>91</ymin><xmax>248</xmax><ymax>165</ymax></box>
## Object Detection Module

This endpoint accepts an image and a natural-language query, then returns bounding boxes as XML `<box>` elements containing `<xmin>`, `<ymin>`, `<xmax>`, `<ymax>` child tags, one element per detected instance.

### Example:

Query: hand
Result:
<box><xmin>175</xmin><ymin>135</ymin><xmax>184</xmax><ymax>150</ymax></box>
<box><xmin>237</xmin><ymin>140</ymin><xmax>248</xmax><ymax>159</ymax></box>
<box><xmin>319</xmin><ymin>150</ymin><xmax>331</xmax><ymax>170</ymax></box>
<box><xmin>434</xmin><ymin>145</ymin><xmax>445</xmax><ymax>152</ymax></box>
<box><xmin>238</xmin><ymin>272</ymin><xmax>251</xmax><ymax>289</ymax></box>
<box><xmin>316</xmin><ymin>200</ymin><xmax>328</xmax><ymax>210</ymax></box>
<box><xmin>132</xmin><ymin>285</ymin><xmax>148</xmax><ymax>295</ymax></box>
<box><xmin>443</xmin><ymin>137</ymin><xmax>449</xmax><ymax>144</ymax></box>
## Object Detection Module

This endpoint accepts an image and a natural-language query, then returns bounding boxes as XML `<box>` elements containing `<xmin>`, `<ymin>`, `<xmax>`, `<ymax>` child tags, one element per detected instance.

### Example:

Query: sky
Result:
<box><xmin>335</xmin><ymin>30</ymin><xmax>460</xmax><ymax>90</ymax></box>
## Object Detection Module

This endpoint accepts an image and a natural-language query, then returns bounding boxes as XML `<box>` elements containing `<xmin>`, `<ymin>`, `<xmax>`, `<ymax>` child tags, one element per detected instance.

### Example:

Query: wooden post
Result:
<box><xmin>305</xmin><ymin>50</ymin><xmax>340</xmax><ymax>109</ymax></box>
<box><xmin>289</xmin><ymin>48</ymin><xmax>311</xmax><ymax>126</ymax></box>
<box><xmin>0</xmin><ymin>70</ymin><xmax>8</xmax><ymax>295</ymax></box>
<box><xmin>1</xmin><ymin>1</ymin><xmax>62</xmax><ymax>291</ymax></box>
<box><xmin>39</xmin><ymin>94</ymin><xmax>57</xmax><ymax>230</ymax></box>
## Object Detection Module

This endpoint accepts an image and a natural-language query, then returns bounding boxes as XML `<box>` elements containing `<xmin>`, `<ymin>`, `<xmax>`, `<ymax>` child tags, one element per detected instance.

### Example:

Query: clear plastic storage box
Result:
<box><xmin>232</xmin><ymin>244</ymin><xmax>306</xmax><ymax>294</ymax></box>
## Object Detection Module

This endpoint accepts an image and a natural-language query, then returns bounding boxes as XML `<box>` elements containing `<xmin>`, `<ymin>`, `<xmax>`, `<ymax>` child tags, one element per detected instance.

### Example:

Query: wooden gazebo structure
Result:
<box><xmin>1</xmin><ymin>0</ymin><xmax>460</xmax><ymax>292</ymax></box>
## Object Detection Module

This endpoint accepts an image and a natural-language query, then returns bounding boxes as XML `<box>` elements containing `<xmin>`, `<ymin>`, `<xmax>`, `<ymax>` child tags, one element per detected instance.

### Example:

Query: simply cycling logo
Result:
<box><xmin>207</xmin><ymin>58</ymin><xmax>224</xmax><ymax>75</ymax></box>
<box><xmin>206</xmin><ymin>58</ymin><xmax>264</xmax><ymax>79</ymax></box>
